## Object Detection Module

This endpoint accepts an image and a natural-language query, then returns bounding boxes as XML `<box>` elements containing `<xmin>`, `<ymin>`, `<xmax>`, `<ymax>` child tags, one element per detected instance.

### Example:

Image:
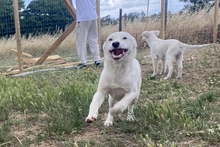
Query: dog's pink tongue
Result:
<box><xmin>113</xmin><ymin>49</ymin><xmax>124</xmax><ymax>55</ymax></box>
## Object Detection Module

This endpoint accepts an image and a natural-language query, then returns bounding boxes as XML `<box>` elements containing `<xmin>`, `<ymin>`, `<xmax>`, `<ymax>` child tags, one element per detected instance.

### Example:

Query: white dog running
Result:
<box><xmin>142</xmin><ymin>30</ymin><xmax>209</xmax><ymax>79</ymax></box>
<box><xmin>85</xmin><ymin>32</ymin><xmax>142</xmax><ymax>127</ymax></box>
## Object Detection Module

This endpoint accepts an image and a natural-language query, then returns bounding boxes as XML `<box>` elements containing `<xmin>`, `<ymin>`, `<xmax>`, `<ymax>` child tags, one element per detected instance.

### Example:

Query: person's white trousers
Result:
<box><xmin>76</xmin><ymin>20</ymin><xmax>101</xmax><ymax>64</ymax></box>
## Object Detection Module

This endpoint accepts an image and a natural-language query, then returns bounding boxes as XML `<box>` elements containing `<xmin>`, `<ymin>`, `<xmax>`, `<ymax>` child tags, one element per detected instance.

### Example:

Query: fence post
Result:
<box><xmin>146</xmin><ymin>0</ymin><xmax>149</xmax><ymax>28</ymax></box>
<box><xmin>96</xmin><ymin>0</ymin><xmax>101</xmax><ymax>51</ymax></box>
<box><xmin>13</xmin><ymin>0</ymin><xmax>23</xmax><ymax>72</ymax></box>
<box><xmin>165</xmin><ymin>0</ymin><xmax>168</xmax><ymax>32</ymax></box>
<box><xmin>213</xmin><ymin>0</ymin><xmax>219</xmax><ymax>43</ymax></box>
<box><xmin>123</xmin><ymin>13</ymin><xmax>127</xmax><ymax>31</ymax></box>
<box><xmin>119</xmin><ymin>9</ymin><xmax>122</xmax><ymax>31</ymax></box>
<box><xmin>160</xmin><ymin>0</ymin><xmax>165</xmax><ymax>39</ymax></box>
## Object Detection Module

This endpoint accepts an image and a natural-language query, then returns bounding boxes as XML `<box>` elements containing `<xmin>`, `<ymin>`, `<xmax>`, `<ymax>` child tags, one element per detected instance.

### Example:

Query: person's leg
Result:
<box><xmin>87</xmin><ymin>20</ymin><xmax>101</xmax><ymax>63</ymax></box>
<box><xmin>76</xmin><ymin>21</ymin><xmax>89</xmax><ymax>64</ymax></box>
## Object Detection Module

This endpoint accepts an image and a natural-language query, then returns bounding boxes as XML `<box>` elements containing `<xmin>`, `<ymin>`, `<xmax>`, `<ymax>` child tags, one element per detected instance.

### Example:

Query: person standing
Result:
<box><xmin>75</xmin><ymin>0</ymin><xmax>101</xmax><ymax>69</ymax></box>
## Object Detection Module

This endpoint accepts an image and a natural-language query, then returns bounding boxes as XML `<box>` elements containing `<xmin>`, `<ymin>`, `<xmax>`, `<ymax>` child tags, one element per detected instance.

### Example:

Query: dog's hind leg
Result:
<box><xmin>127</xmin><ymin>98</ymin><xmax>138</xmax><ymax>121</ymax></box>
<box><xmin>164</xmin><ymin>56</ymin><xmax>174</xmax><ymax>80</ymax></box>
<box><xmin>127</xmin><ymin>104</ymin><xmax>135</xmax><ymax>121</ymax></box>
<box><xmin>176</xmin><ymin>54</ymin><xmax>183</xmax><ymax>78</ymax></box>
<box><xmin>151</xmin><ymin>57</ymin><xmax>159</xmax><ymax>77</ymax></box>
<box><xmin>108</xmin><ymin>92</ymin><xmax>137</xmax><ymax>126</ymax></box>
<box><xmin>164</xmin><ymin>65</ymin><xmax>173</xmax><ymax>80</ymax></box>
<box><xmin>164</xmin><ymin>62</ymin><xmax>167</xmax><ymax>73</ymax></box>
<box><xmin>160</xmin><ymin>58</ymin><xmax>166</xmax><ymax>74</ymax></box>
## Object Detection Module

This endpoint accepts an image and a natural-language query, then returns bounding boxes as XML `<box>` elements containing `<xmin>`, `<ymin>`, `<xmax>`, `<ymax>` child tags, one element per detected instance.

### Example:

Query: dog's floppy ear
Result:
<box><xmin>142</xmin><ymin>31</ymin><xmax>148</xmax><ymax>39</ymax></box>
<box><xmin>142</xmin><ymin>31</ymin><xmax>147</xmax><ymax>37</ymax></box>
<box><xmin>131</xmin><ymin>35</ymin><xmax>137</xmax><ymax>49</ymax></box>
<box><xmin>102</xmin><ymin>40</ymin><xmax>107</xmax><ymax>51</ymax></box>
<box><xmin>154</xmin><ymin>30</ymin><xmax>160</xmax><ymax>37</ymax></box>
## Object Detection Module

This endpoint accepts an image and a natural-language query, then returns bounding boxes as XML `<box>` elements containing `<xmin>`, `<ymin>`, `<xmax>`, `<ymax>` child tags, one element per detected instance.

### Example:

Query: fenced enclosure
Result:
<box><xmin>1</xmin><ymin>1</ymin><xmax>220</xmax><ymax>146</ymax></box>
<box><xmin>0</xmin><ymin>0</ymin><xmax>220</xmax><ymax>74</ymax></box>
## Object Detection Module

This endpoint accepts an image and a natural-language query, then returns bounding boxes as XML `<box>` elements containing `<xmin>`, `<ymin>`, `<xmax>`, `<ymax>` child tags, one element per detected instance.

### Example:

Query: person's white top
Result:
<box><xmin>76</xmin><ymin>0</ymin><xmax>98</xmax><ymax>22</ymax></box>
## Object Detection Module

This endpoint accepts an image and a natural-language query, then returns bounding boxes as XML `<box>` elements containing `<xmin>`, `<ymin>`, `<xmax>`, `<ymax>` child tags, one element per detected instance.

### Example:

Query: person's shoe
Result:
<box><xmin>95</xmin><ymin>61</ymin><xmax>102</xmax><ymax>67</ymax></box>
<box><xmin>75</xmin><ymin>63</ymin><xmax>86</xmax><ymax>69</ymax></box>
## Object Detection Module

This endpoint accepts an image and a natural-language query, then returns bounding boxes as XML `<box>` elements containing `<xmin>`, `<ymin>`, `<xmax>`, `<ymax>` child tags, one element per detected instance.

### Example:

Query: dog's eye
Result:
<box><xmin>123</xmin><ymin>37</ymin><xmax>127</xmax><ymax>40</ymax></box>
<box><xmin>108</xmin><ymin>38</ymin><xmax>113</xmax><ymax>41</ymax></box>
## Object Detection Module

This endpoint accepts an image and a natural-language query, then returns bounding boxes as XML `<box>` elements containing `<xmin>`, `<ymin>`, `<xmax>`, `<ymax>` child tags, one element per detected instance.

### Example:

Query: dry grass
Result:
<box><xmin>0</xmin><ymin>8</ymin><xmax>219</xmax><ymax>67</ymax></box>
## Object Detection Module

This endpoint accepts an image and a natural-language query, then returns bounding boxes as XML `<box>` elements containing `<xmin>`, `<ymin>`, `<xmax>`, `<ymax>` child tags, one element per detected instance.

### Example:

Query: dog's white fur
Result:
<box><xmin>85</xmin><ymin>32</ymin><xmax>141</xmax><ymax>127</ymax></box>
<box><xmin>142</xmin><ymin>30</ymin><xmax>209</xmax><ymax>79</ymax></box>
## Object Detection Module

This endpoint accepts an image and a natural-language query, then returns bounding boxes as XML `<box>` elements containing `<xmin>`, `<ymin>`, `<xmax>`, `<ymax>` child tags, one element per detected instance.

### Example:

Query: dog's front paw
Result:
<box><xmin>85</xmin><ymin>116</ymin><xmax>97</xmax><ymax>123</ymax></box>
<box><xmin>127</xmin><ymin>114</ymin><xmax>135</xmax><ymax>121</ymax></box>
<box><xmin>104</xmin><ymin>119</ymin><xmax>113</xmax><ymax>127</ymax></box>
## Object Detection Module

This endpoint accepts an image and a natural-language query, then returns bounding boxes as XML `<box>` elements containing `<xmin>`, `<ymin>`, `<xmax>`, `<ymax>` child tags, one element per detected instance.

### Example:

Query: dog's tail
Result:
<box><xmin>179</xmin><ymin>42</ymin><xmax>209</xmax><ymax>51</ymax></box>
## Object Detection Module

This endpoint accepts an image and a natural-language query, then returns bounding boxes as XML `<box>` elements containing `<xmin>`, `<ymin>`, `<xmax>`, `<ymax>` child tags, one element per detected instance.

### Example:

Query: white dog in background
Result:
<box><xmin>85</xmin><ymin>32</ymin><xmax>142</xmax><ymax>127</ymax></box>
<box><xmin>142</xmin><ymin>30</ymin><xmax>209</xmax><ymax>79</ymax></box>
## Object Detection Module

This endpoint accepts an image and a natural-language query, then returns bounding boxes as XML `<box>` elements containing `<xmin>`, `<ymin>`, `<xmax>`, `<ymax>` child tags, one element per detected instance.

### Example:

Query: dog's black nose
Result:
<box><xmin>112</xmin><ymin>41</ymin><xmax>120</xmax><ymax>48</ymax></box>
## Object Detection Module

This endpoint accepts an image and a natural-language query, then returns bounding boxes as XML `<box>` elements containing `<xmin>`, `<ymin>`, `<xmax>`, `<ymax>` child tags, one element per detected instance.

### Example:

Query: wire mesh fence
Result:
<box><xmin>1</xmin><ymin>0</ymin><xmax>73</xmax><ymax>38</ymax></box>
<box><xmin>1</xmin><ymin>0</ymin><xmax>219</xmax><ymax>40</ymax></box>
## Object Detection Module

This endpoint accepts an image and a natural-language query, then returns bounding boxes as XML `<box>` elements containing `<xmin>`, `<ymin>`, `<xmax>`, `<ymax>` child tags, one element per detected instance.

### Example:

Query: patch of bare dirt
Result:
<box><xmin>8</xmin><ymin>112</ymin><xmax>63</xmax><ymax>147</ymax></box>
<box><xmin>71</xmin><ymin>113</ymin><xmax>139</xmax><ymax>147</ymax></box>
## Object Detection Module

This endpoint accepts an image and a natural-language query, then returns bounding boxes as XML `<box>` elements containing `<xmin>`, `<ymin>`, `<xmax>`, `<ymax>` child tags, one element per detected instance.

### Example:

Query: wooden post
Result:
<box><xmin>35</xmin><ymin>0</ymin><xmax>76</xmax><ymax>65</ymax></box>
<box><xmin>63</xmin><ymin>0</ymin><xmax>76</xmax><ymax>19</ymax></box>
<box><xmin>13</xmin><ymin>0</ymin><xmax>23</xmax><ymax>72</ymax></box>
<box><xmin>146</xmin><ymin>0</ymin><xmax>149</xmax><ymax>28</ymax></box>
<box><xmin>213</xmin><ymin>0</ymin><xmax>219</xmax><ymax>43</ymax></box>
<box><xmin>96</xmin><ymin>0</ymin><xmax>101</xmax><ymax>51</ymax></box>
<box><xmin>123</xmin><ymin>14</ymin><xmax>127</xmax><ymax>31</ymax></box>
<box><xmin>160</xmin><ymin>0</ymin><xmax>165</xmax><ymax>39</ymax></box>
<box><xmin>119</xmin><ymin>9</ymin><xmax>122</xmax><ymax>31</ymax></box>
<box><xmin>96</xmin><ymin>0</ymin><xmax>100</xmax><ymax>27</ymax></box>
<box><xmin>165</xmin><ymin>0</ymin><xmax>168</xmax><ymax>32</ymax></box>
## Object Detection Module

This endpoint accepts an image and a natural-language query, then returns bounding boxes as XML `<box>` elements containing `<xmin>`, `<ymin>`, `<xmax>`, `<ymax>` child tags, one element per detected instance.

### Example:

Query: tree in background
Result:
<box><xmin>180</xmin><ymin>0</ymin><xmax>213</xmax><ymax>12</ymax></box>
<box><xmin>21</xmin><ymin>0</ymin><xmax>73</xmax><ymax>36</ymax></box>
<box><xmin>100</xmin><ymin>11</ymin><xmax>146</xmax><ymax>26</ymax></box>
<box><xmin>0</xmin><ymin>0</ymin><xmax>24</xmax><ymax>37</ymax></box>
<box><xmin>101</xmin><ymin>15</ymin><xmax>118</xmax><ymax>26</ymax></box>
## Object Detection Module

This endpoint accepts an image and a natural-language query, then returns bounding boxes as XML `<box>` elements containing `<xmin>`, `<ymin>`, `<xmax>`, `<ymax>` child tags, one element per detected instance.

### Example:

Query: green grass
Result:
<box><xmin>0</xmin><ymin>45</ymin><xmax>220</xmax><ymax>146</ymax></box>
<box><xmin>0</xmin><ymin>67</ymin><xmax>100</xmax><ymax>146</ymax></box>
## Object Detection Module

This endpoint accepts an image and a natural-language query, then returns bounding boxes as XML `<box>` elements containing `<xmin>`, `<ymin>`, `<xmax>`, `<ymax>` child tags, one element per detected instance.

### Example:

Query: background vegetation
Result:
<box><xmin>1</xmin><ymin>0</ymin><xmax>217</xmax><ymax>38</ymax></box>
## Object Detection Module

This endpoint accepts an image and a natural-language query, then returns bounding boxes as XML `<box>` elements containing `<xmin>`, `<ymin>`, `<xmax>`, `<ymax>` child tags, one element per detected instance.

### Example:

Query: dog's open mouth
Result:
<box><xmin>109</xmin><ymin>49</ymin><xmax>128</xmax><ymax>60</ymax></box>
